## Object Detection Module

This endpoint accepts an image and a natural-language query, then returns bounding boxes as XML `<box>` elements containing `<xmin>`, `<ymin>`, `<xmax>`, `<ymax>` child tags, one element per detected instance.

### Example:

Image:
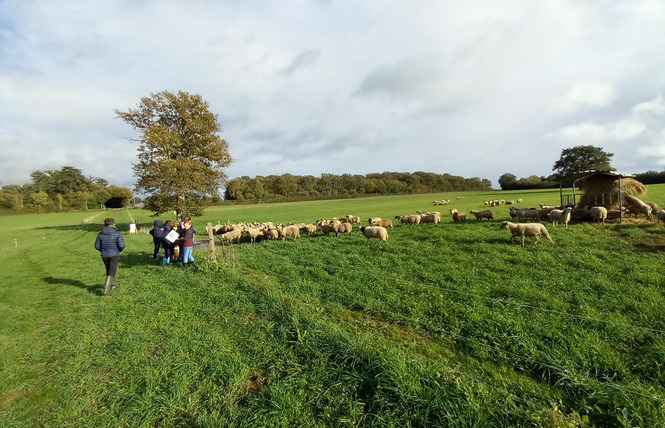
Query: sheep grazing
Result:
<box><xmin>395</xmin><ymin>215</ymin><xmax>421</xmax><ymax>225</ymax></box>
<box><xmin>499</xmin><ymin>221</ymin><xmax>553</xmax><ymax>247</ymax></box>
<box><xmin>332</xmin><ymin>221</ymin><xmax>353</xmax><ymax>236</ymax></box>
<box><xmin>624</xmin><ymin>195</ymin><xmax>653</xmax><ymax>220</ymax></box>
<box><xmin>420</xmin><ymin>213</ymin><xmax>441</xmax><ymax>225</ymax></box>
<box><xmin>469</xmin><ymin>209</ymin><xmax>493</xmax><ymax>221</ymax></box>
<box><xmin>373</xmin><ymin>218</ymin><xmax>393</xmax><ymax>228</ymax></box>
<box><xmin>589</xmin><ymin>206</ymin><xmax>608</xmax><ymax>224</ymax></box>
<box><xmin>657</xmin><ymin>209</ymin><xmax>665</xmax><ymax>225</ymax></box>
<box><xmin>220</xmin><ymin>228</ymin><xmax>242</xmax><ymax>244</ymax></box>
<box><xmin>359</xmin><ymin>226</ymin><xmax>389</xmax><ymax>246</ymax></box>
<box><xmin>449</xmin><ymin>208</ymin><xmax>466</xmax><ymax>223</ymax></box>
<box><xmin>548</xmin><ymin>207</ymin><xmax>573</xmax><ymax>228</ymax></box>
<box><xmin>515</xmin><ymin>208</ymin><xmax>541</xmax><ymax>222</ymax></box>
<box><xmin>368</xmin><ymin>217</ymin><xmax>382</xmax><ymax>225</ymax></box>
<box><xmin>346</xmin><ymin>214</ymin><xmax>362</xmax><ymax>224</ymax></box>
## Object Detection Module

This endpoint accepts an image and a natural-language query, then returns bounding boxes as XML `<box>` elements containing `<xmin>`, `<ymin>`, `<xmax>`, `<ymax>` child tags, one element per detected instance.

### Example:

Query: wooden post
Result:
<box><xmin>207</xmin><ymin>222</ymin><xmax>217</xmax><ymax>263</ymax></box>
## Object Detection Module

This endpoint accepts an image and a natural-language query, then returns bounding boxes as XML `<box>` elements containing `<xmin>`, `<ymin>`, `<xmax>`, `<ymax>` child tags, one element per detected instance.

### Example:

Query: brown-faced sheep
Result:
<box><xmin>346</xmin><ymin>215</ymin><xmax>362</xmax><ymax>224</ymax></box>
<box><xmin>469</xmin><ymin>209</ymin><xmax>493</xmax><ymax>221</ymax></box>
<box><xmin>499</xmin><ymin>221</ymin><xmax>553</xmax><ymax>247</ymax></box>
<box><xmin>449</xmin><ymin>208</ymin><xmax>466</xmax><ymax>222</ymax></box>
<box><xmin>359</xmin><ymin>226</ymin><xmax>389</xmax><ymax>245</ymax></box>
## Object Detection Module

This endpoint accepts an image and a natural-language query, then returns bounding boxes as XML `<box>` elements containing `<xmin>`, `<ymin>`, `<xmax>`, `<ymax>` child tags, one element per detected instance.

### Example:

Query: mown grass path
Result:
<box><xmin>2</xmin><ymin>188</ymin><xmax>665</xmax><ymax>427</ymax></box>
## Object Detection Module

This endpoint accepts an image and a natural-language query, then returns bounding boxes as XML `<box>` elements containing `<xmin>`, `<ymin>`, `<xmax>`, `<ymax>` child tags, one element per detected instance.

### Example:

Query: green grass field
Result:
<box><xmin>2</xmin><ymin>187</ymin><xmax>665</xmax><ymax>427</ymax></box>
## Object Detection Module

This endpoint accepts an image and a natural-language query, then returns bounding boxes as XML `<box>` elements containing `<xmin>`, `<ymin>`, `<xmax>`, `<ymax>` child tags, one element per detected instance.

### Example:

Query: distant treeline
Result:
<box><xmin>0</xmin><ymin>166</ymin><xmax>134</xmax><ymax>214</ymax></box>
<box><xmin>224</xmin><ymin>172</ymin><xmax>492</xmax><ymax>201</ymax></box>
<box><xmin>498</xmin><ymin>170</ymin><xmax>665</xmax><ymax>190</ymax></box>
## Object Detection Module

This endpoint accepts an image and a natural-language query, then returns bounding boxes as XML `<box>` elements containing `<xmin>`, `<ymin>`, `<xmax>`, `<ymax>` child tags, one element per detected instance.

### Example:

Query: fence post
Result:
<box><xmin>208</xmin><ymin>222</ymin><xmax>217</xmax><ymax>263</ymax></box>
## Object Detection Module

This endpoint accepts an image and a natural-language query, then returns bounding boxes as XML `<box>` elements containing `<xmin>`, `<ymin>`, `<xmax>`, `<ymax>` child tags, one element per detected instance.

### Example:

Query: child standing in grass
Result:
<box><xmin>149</xmin><ymin>219</ymin><xmax>163</xmax><ymax>259</ymax></box>
<box><xmin>94</xmin><ymin>217</ymin><xmax>125</xmax><ymax>295</ymax></box>
<box><xmin>180</xmin><ymin>219</ymin><xmax>196</xmax><ymax>268</ymax></box>
<box><xmin>161</xmin><ymin>220</ymin><xmax>177</xmax><ymax>265</ymax></box>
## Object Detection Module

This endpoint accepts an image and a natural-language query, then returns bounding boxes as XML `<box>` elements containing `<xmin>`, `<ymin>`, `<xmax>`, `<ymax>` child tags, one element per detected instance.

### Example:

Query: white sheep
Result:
<box><xmin>220</xmin><ymin>228</ymin><xmax>242</xmax><ymax>244</ymax></box>
<box><xmin>589</xmin><ymin>206</ymin><xmax>608</xmax><ymax>224</ymax></box>
<box><xmin>624</xmin><ymin>195</ymin><xmax>653</xmax><ymax>220</ymax></box>
<box><xmin>368</xmin><ymin>217</ymin><xmax>382</xmax><ymax>225</ymax></box>
<box><xmin>373</xmin><ymin>218</ymin><xmax>393</xmax><ymax>228</ymax></box>
<box><xmin>278</xmin><ymin>225</ymin><xmax>300</xmax><ymax>241</ymax></box>
<box><xmin>499</xmin><ymin>221</ymin><xmax>554</xmax><ymax>247</ymax></box>
<box><xmin>359</xmin><ymin>226</ymin><xmax>389</xmax><ymax>245</ymax></box>
<box><xmin>332</xmin><ymin>221</ymin><xmax>353</xmax><ymax>236</ymax></box>
<box><xmin>657</xmin><ymin>209</ymin><xmax>665</xmax><ymax>225</ymax></box>
<box><xmin>420</xmin><ymin>213</ymin><xmax>441</xmax><ymax>225</ymax></box>
<box><xmin>346</xmin><ymin>214</ymin><xmax>362</xmax><ymax>224</ymax></box>
<box><xmin>548</xmin><ymin>207</ymin><xmax>573</xmax><ymax>228</ymax></box>
<box><xmin>395</xmin><ymin>215</ymin><xmax>421</xmax><ymax>225</ymax></box>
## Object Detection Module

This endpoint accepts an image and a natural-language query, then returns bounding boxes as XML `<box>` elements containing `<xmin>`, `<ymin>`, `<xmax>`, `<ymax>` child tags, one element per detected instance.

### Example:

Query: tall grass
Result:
<box><xmin>2</xmin><ymin>187</ymin><xmax>665</xmax><ymax>427</ymax></box>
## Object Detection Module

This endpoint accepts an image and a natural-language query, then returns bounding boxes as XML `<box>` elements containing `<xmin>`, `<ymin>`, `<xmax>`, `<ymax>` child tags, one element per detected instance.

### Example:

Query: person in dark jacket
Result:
<box><xmin>180</xmin><ymin>219</ymin><xmax>196</xmax><ymax>267</ymax></box>
<box><xmin>149</xmin><ymin>219</ymin><xmax>164</xmax><ymax>259</ymax></box>
<box><xmin>94</xmin><ymin>217</ymin><xmax>126</xmax><ymax>295</ymax></box>
<box><xmin>161</xmin><ymin>220</ymin><xmax>176</xmax><ymax>265</ymax></box>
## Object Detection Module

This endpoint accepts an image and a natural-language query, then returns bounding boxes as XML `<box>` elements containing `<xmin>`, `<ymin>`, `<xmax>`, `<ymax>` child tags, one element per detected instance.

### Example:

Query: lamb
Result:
<box><xmin>548</xmin><ymin>207</ymin><xmax>573</xmax><ymax>228</ymax></box>
<box><xmin>589</xmin><ymin>206</ymin><xmax>608</xmax><ymax>224</ymax></box>
<box><xmin>624</xmin><ymin>195</ymin><xmax>653</xmax><ymax>220</ymax></box>
<box><xmin>499</xmin><ymin>221</ymin><xmax>554</xmax><ymax>247</ymax></box>
<box><xmin>469</xmin><ymin>209</ymin><xmax>493</xmax><ymax>221</ymax></box>
<box><xmin>359</xmin><ymin>226</ymin><xmax>389</xmax><ymax>246</ymax></box>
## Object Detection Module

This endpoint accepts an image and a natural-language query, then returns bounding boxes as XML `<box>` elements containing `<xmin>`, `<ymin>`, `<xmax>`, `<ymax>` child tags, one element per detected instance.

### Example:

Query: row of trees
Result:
<box><xmin>499</xmin><ymin>145</ymin><xmax>665</xmax><ymax>190</ymax></box>
<box><xmin>0</xmin><ymin>166</ymin><xmax>133</xmax><ymax>214</ymax></box>
<box><xmin>224</xmin><ymin>172</ymin><xmax>492</xmax><ymax>201</ymax></box>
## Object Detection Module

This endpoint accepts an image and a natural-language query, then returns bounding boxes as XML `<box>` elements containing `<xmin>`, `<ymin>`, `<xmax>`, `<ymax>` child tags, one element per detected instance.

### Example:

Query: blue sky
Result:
<box><xmin>1</xmin><ymin>0</ymin><xmax>664</xmax><ymax>190</ymax></box>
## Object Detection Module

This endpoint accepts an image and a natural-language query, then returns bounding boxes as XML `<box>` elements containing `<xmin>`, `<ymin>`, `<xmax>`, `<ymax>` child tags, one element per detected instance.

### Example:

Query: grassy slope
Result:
<box><xmin>1</xmin><ymin>187</ymin><xmax>665</xmax><ymax>427</ymax></box>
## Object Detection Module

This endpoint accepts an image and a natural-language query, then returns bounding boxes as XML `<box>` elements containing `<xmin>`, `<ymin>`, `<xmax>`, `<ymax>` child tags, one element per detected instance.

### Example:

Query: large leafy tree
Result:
<box><xmin>115</xmin><ymin>91</ymin><xmax>232</xmax><ymax>217</ymax></box>
<box><xmin>552</xmin><ymin>145</ymin><xmax>614</xmax><ymax>178</ymax></box>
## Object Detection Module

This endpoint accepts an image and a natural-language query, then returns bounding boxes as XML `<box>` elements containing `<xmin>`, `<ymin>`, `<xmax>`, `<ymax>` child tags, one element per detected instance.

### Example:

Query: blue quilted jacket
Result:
<box><xmin>95</xmin><ymin>226</ymin><xmax>126</xmax><ymax>257</ymax></box>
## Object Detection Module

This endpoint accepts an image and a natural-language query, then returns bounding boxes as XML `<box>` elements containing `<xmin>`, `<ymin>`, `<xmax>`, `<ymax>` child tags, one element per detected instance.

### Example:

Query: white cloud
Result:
<box><xmin>551</xmin><ymin>81</ymin><xmax>617</xmax><ymax>113</ymax></box>
<box><xmin>2</xmin><ymin>0</ymin><xmax>665</xmax><ymax>189</ymax></box>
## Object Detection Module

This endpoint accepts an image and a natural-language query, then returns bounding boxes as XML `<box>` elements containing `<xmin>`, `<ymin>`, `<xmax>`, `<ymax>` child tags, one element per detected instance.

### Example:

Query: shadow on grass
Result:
<box><xmin>42</xmin><ymin>276</ymin><xmax>102</xmax><ymax>295</ymax></box>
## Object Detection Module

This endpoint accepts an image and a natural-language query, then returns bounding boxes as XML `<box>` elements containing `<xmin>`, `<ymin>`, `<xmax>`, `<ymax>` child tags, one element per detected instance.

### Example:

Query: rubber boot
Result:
<box><xmin>103</xmin><ymin>276</ymin><xmax>113</xmax><ymax>295</ymax></box>
<box><xmin>162</xmin><ymin>257</ymin><xmax>169</xmax><ymax>265</ymax></box>
<box><xmin>111</xmin><ymin>276</ymin><xmax>117</xmax><ymax>290</ymax></box>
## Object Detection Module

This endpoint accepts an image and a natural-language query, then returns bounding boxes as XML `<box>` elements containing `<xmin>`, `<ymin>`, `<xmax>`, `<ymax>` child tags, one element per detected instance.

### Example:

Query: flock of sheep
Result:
<box><xmin>203</xmin><ymin>194</ymin><xmax>665</xmax><ymax>248</ymax></box>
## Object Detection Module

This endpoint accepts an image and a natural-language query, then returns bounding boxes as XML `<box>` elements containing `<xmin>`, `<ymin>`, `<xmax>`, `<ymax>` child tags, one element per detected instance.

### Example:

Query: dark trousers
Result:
<box><xmin>102</xmin><ymin>256</ymin><xmax>119</xmax><ymax>276</ymax></box>
<box><xmin>153</xmin><ymin>242</ymin><xmax>161</xmax><ymax>258</ymax></box>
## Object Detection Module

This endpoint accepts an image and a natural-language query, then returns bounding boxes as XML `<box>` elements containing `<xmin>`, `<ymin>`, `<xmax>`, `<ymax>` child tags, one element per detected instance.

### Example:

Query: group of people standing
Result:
<box><xmin>94</xmin><ymin>215</ymin><xmax>197</xmax><ymax>296</ymax></box>
<box><xmin>149</xmin><ymin>216</ymin><xmax>197</xmax><ymax>267</ymax></box>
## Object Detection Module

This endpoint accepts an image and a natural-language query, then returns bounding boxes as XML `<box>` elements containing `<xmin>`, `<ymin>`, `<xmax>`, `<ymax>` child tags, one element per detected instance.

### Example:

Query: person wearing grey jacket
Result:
<box><xmin>94</xmin><ymin>217</ymin><xmax>126</xmax><ymax>295</ymax></box>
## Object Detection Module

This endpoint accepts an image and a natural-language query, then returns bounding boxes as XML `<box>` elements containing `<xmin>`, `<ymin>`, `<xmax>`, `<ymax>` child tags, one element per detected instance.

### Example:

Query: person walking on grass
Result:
<box><xmin>94</xmin><ymin>217</ymin><xmax>125</xmax><ymax>296</ymax></box>
<box><xmin>149</xmin><ymin>219</ymin><xmax>163</xmax><ymax>259</ymax></box>
<box><xmin>180</xmin><ymin>218</ymin><xmax>196</xmax><ymax>268</ymax></box>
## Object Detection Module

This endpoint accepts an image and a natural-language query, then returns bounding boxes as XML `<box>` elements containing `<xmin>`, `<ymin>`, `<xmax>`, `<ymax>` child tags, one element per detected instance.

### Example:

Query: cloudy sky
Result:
<box><xmin>1</xmin><ymin>0</ymin><xmax>664</xmax><ymax>191</ymax></box>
